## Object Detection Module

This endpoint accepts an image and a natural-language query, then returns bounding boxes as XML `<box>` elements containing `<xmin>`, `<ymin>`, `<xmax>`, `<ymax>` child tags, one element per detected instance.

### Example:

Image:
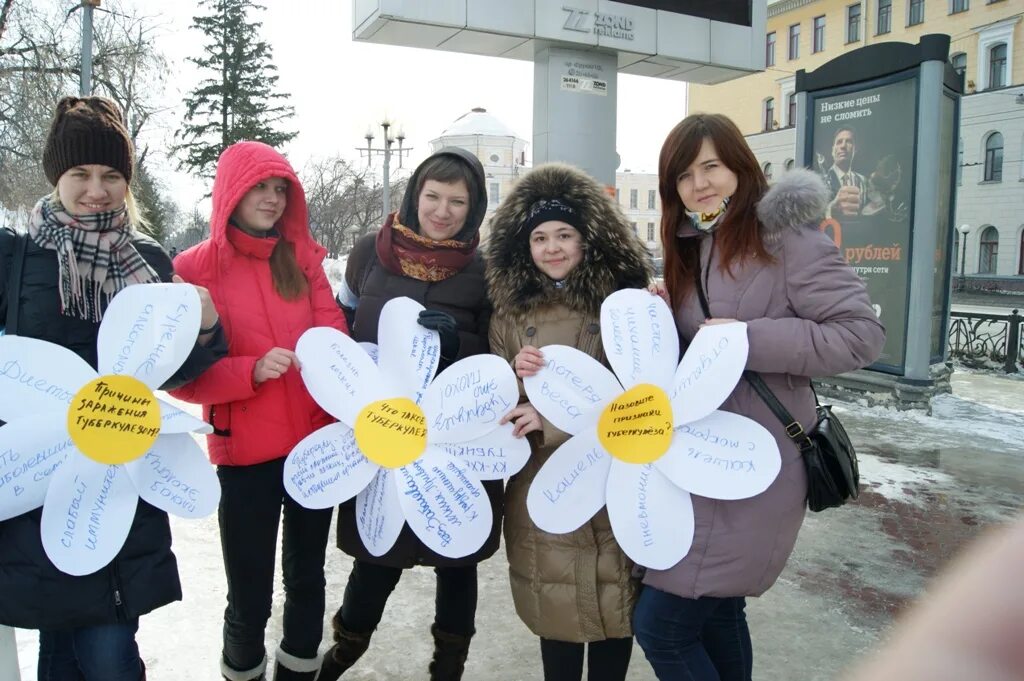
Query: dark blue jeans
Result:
<box><xmin>633</xmin><ymin>587</ymin><xmax>752</xmax><ymax>681</ymax></box>
<box><xmin>218</xmin><ymin>459</ymin><xmax>334</xmax><ymax>673</ymax></box>
<box><xmin>38</xmin><ymin>619</ymin><xmax>142</xmax><ymax>681</ymax></box>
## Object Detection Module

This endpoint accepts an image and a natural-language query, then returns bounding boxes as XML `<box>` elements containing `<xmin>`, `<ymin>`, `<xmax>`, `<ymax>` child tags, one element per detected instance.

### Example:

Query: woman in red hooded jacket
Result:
<box><xmin>170</xmin><ymin>141</ymin><xmax>348</xmax><ymax>681</ymax></box>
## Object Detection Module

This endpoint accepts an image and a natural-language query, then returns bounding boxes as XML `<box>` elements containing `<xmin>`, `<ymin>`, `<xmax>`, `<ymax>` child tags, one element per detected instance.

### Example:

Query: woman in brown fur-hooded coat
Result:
<box><xmin>486</xmin><ymin>163</ymin><xmax>652</xmax><ymax>679</ymax></box>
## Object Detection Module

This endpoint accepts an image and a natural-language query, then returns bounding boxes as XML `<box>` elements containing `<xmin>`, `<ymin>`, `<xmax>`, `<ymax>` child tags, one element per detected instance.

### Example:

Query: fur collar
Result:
<box><xmin>485</xmin><ymin>163</ymin><xmax>652</xmax><ymax>320</ymax></box>
<box><xmin>756</xmin><ymin>168</ymin><xmax>830</xmax><ymax>243</ymax></box>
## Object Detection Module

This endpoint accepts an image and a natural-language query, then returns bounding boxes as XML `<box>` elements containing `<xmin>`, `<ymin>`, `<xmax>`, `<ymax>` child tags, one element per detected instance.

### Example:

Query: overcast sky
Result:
<box><xmin>123</xmin><ymin>0</ymin><xmax>689</xmax><ymax>209</ymax></box>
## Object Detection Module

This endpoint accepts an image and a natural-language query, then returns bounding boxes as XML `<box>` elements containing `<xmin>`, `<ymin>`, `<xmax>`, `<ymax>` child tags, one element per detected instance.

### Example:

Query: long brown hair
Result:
<box><xmin>270</xmin><ymin>238</ymin><xmax>308</xmax><ymax>300</ymax></box>
<box><xmin>659</xmin><ymin>113</ymin><xmax>770</xmax><ymax>304</ymax></box>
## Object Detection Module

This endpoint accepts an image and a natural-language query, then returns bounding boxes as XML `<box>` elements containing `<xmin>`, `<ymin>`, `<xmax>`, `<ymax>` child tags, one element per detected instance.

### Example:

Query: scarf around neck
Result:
<box><xmin>28</xmin><ymin>196</ymin><xmax>159</xmax><ymax>322</ymax></box>
<box><xmin>685</xmin><ymin>197</ymin><xmax>731</xmax><ymax>234</ymax></box>
<box><xmin>375</xmin><ymin>212</ymin><xmax>478</xmax><ymax>282</ymax></box>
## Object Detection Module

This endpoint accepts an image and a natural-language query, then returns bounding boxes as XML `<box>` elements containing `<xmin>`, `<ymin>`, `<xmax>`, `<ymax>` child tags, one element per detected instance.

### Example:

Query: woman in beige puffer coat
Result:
<box><xmin>486</xmin><ymin>163</ymin><xmax>653</xmax><ymax>681</ymax></box>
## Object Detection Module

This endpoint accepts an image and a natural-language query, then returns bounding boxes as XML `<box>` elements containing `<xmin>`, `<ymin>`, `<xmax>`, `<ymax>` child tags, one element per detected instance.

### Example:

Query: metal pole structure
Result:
<box><xmin>381</xmin><ymin>120</ymin><xmax>391</xmax><ymax>220</ymax></box>
<box><xmin>958</xmin><ymin>224</ymin><xmax>970</xmax><ymax>292</ymax></box>
<box><xmin>0</xmin><ymin>626</ymin><xmax>20</xmax><ymax>681</ymax></box>
<box><xmin>80</xmin><ymin>1</ymin><xmax>96</xmax><ymax>96</ymax></box>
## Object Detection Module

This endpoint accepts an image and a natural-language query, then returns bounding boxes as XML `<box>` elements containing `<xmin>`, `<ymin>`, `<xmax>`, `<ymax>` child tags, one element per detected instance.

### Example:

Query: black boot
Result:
<box><xmin>271</xmin><ymin>646</ymin><xmax>321</xmax><ymax>681</ymax></box>
<box><xmin>317</xmin><ymin>613</ymin><xmax>372</xmax><ymax>681</ymax></box>
<box><xmin>428</xmin><ymin>624</ymin><xmax>473</xmax><ymax>681</ymax></box>
<box><xmin>221</xmin><ymin>655</ymin><xmax>267</xmax><ymax>681</ymax></box>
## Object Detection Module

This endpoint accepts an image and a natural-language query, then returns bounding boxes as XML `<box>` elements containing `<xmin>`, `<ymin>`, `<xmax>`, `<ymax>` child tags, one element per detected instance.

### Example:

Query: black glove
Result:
<box><xmin>417</xmin><ymin>309</ymin><xmax>460</xmax><ymax>359</ymax></box>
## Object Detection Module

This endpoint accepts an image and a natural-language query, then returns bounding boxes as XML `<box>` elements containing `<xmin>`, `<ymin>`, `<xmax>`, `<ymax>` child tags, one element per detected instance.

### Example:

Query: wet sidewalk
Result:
<box><xmin>14</xmin><ymin>372</ymin><xmax>1024</xmax><ymax>680</ymax></box>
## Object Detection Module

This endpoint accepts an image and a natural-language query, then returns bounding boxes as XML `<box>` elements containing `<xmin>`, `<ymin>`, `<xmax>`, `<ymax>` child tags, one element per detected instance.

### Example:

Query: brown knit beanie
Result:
<box><xmin>42</xmin><ymin>96</ymin><xmax>134</xmax><ymax>186</ymax></box>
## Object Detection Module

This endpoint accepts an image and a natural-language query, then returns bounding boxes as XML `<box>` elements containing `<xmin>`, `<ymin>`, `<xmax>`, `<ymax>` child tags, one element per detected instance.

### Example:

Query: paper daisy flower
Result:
<box><xmin>0</xmin><ymin>284</ymin><xmax>220</xmax><ymax>576</ymax></box>
<box><xmin>283</xmin><ymin>297</ymin><xmax>528</xmax><ymax>559</ymax></box>
<box><xmin>523</xmin><ymin>289</ymin><xmax>781</xmax><ymax>569</ymax></box>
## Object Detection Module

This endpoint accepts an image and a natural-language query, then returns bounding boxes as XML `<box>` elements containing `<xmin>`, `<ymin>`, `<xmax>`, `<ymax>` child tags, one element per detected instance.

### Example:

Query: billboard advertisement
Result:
<box><xmin>808</xmin><ymin>75</ymin><xmax>918</xmax><ymax>372</ymax></box>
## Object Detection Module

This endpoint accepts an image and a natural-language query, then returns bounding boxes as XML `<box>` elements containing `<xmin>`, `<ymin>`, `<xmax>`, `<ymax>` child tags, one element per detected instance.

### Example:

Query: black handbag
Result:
<box><xmin>692</xmin><ymin>265</ymin><xmax>859</xmax><ymax>512</ymax></box>
<box><xmin>744</xmin><ymin>373</ymin><xmax>859</xmax><ymax>512</ymax></box>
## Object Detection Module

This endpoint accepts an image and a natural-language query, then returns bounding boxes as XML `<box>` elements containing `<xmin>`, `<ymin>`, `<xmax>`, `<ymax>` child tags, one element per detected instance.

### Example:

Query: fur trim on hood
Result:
<box><xmin>756</xmin><ymin>168</ymin><xmax>829</xmax><ymax>243</ymax></box>
<box><xmin>486</xmin><ymin>163</ymin><xmax>652</xmax><ymax>320</ymax></box>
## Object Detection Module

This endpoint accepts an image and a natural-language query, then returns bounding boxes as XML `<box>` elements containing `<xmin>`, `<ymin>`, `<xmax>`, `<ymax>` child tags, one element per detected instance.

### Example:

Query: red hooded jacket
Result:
<box><xmin>169</xmin><ymin>141</ymin><xmax>348</xmax><ymax>466</ymax></box>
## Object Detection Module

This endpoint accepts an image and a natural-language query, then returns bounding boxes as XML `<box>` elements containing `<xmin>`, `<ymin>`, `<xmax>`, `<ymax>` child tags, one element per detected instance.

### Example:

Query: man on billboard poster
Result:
<box><xmin>822</xmin><ymin>127</ymin><xmax>867</xmax><ymax>218</ymax></box>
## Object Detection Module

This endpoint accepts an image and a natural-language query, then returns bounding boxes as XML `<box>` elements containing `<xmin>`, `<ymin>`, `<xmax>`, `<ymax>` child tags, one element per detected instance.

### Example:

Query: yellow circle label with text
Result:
<box><xmin>354</xmin><ymin>398</ymin><xmax>428</xmax><ymax>469</ymax></box>
<box><xmin>598</xmin><ymin>383</ymin><xmax>673</xmax><ymax>464</ymax></box>
<box><xmin>68</xmin><ymin>375</ymin><xmax>161</xmax><ymax>465</ymax></box>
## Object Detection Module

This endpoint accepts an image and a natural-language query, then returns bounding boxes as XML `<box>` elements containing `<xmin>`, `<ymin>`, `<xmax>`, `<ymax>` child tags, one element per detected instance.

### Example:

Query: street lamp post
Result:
<box><xmin>357</xmin><ymin>120</ymin><xmax>412</xmax><ymax>221</ymax></box>
<box><xmin>957</xmin><ymin>223</ymin><xmax>971</xmax><ymax>292</ymax></box>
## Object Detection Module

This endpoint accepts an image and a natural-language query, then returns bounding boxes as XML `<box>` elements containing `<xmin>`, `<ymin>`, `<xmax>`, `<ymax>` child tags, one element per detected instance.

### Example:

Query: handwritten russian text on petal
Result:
<box><xmin>526</xmin><ymin>428</ymin><xmax>611</xmax><ymax>535</ymax></box>
<box><xmin>600</xmin><ymin>289</ymin><xmax>680</xmax><ymax>390</ymax></box>
<box><xmin>284</xmin><ymin>422</ymin><xmax>377</xmax><ymax>509</ymax></box>
<box><xmin>125</xmin><ymin>433</ymin><xmax>220</xmax><ymax>518</ymax></box>
<box><xmin>523</xmin><ymin>345</ymin><xmax>622</xmax><ymax>436</ymax></box>
<box><xmin>377</xmin><ymin>297</ymin><xmax>440</xmax><ymax>403</ymax></box>
<box><xmin>296</xmin><ymin>327</ymin><xmax>385</xmax><ymax>426</ymax></box>
<box><xmin>0</xmin><ymin>336</ymin><xmax>96</xmax><ymax>423</ymax></box>
<box><xmin>422</xmin><ymin>355</ymin><xmax>518</xmax><ymax>445</ymax></box>
<box><xmin>670</xmin><ymin>323</ymin><xmax>749</xmax><ymax>426</ymax></box>
<box><xmin>435</xmin><ymin>422</ymin><xmax>530</xmax><ymax>481</ymax></box>
<box><xmin>356</xmin><ymin>468</ymin><xmax>405</xmax><ymax>557</ymax></box>
<box><xmin>0</xmin><ymin>416</ymin><xmax>73</xmax><ymax>522</ymax></box>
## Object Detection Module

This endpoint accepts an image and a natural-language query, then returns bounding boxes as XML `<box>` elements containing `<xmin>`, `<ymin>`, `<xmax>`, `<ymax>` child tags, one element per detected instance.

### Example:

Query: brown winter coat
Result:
<box><xmin>334</xmin><ymin>148</ymin><xmax>496</xmax><ymax>568</ymax></box>
<box><xmin>642</xmin><ymin>169</ymin><xmax>885</xmax><ymax>599</ymax></box>
<box><xmin>486</xmin><ymin>163</ymin><xmax>652</xmax><ymax>642</ymax></box>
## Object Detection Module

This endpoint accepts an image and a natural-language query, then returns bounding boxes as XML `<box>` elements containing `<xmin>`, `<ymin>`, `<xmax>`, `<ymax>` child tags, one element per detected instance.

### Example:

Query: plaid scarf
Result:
<box><xmin>28</xmin><ymin>196</ymin><xmax>159</xmax><ymax>322</ymax></box>
<box><xmin>375</xmin><ymin>212</ymin><xmax>478</xmax><ymax>282</ymax></box>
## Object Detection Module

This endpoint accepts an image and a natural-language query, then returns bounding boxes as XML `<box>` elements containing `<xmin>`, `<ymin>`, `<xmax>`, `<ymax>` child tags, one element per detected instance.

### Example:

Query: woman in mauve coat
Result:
<box><xmin>636</xmin><ymin>113</ymin><xmax>884</xmax><ymax>680</ymax></box>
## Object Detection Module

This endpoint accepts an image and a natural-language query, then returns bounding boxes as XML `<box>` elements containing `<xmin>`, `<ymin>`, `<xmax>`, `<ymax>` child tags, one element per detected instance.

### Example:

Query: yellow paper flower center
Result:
<box><xmin>354</xmin><ymin>398</ymin><xmax>428</xmax><ymax>468</ymax></box>
<box><xmin>68</xmin><ymin>375</ymin><xmax>161</xmax><ymax>465</ymax></box>
<box><xmin>598</xmin><ymin>383</ymin><xmax>673</xmax><ymax>464</ymax></box>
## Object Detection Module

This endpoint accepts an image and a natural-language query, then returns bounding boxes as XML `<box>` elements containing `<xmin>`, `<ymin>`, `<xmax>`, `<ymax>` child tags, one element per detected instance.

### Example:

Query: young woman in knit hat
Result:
<box><xmin>485</xmin><ymin>163</ymin><xmax>652</xmax><ymax>681</ymax></box>
<box><xmin>0</xmin><ymin>96</ymin><xmax>225</xmax><ymax>680</ymax></box>
<box><xmin>319</xmin><ymin>148</ymin><xmax>493</xmax><ymax>681</ymax></box>
<box><xmin>168</xmin><ymin>141</ymin><xmax>349</xmax><ymax>681</ymax></box>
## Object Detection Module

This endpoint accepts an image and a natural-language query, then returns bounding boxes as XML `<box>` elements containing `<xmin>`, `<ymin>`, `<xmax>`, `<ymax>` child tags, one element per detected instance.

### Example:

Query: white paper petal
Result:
<box><xmin>157</xmin><ymin>397</ymin><xmax>213</xmax><ymax>435</ymax></box>
<box><xmin>656</xmin><ymin>410</ymin><xmax>781</xmax><ymax>500</ymax></box>
<box><xmin>40</xmin><ymin>456</ymin><xmax>138</xmax><ymax>576</ymax></box>
<box><xmin>396</xmin><ymin>454</ymin><xmax>494</xmax><ymax>559</ymax></box>
<box><xmin>422</xmin><ymin>355</ymin><xmax>518</xmax><ymax>445</ymax></box>
<box><xmin>435</xmin><ymin>422</ymin><xmax>530</xmax><ymax>481</ymax></box>
<box><xmin>98</xmin><ymin>283</ymin><xmax>201</xmax><ymax>390</ymax></box>
<box><xmin>0</xmin><ymin>335</ymin><xmax>96</xmax><ymax>423</ymax></box>
<box><xmin>0</xmin><ymin>416</ymin><xmax>73</xmax><ymax>522</ymax></box>
<box><xmin>526</xmin><ymin>428</ymin><xmax>611</xmax><ymax>535</ymax></box>
<box><xmin>600</xmin><ymin>289</ymin><xmax>680</xmax><ymax>390</ymax></box>
<box><xmin>124</xmin><ymin>433</ymin><xmax>220</xmax><ymax>518</ymax></box>
<box><xmin>359</xmin><ymin>343</ymin><xmax>379</xmax><ymax>364</ymax></box>
<box><xmin>296</xmin><ymin>327</ymin><xmax>385</xmax><ymax>426</ymax></box>
<box><xmin>376</xmin><ymin>297</ymin><xmax>440</xmax><ymax>403</ymax></box>
<box><xmin>283</xmin><ymin>422</ymin><xmax>378</xmax><ymax>509</ymax></box>
<box><xmin>355</xmin><ymin>468</ymin><xmax>405</xmax><ymax>557</ymax></box>
<box><xmin>606</xmin><ymin>460</ymin><xmax>695</xmax><ymax>570</ymax></box>
<box><xmin>523</xmin><ymin>345</ymin><xmax>622</xmax><ymax>436</ymax></box>
<box><xmin>670</xmin><ymin>323</ymin><xmax>749</xmax><ymax>426</ymax></box>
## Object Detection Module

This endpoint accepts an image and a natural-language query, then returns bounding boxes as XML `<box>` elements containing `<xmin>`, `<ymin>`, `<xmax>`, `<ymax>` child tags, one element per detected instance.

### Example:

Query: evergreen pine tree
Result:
<box><xmin>174</xmin><ymin>0</ymin><xmax>296</xmax><ymax>179</ymax></box>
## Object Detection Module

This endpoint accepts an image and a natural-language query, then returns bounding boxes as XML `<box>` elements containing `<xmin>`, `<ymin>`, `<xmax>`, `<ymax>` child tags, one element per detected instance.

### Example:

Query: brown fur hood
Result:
<box><xmin>485</xmin><ymin>163</ymin><xmax>652</xmax><ymax>320</ymax></box>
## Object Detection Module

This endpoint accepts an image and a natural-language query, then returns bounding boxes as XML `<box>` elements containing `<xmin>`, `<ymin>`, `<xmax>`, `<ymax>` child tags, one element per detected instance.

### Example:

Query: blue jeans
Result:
<box><xmin>37</xmin><ymin>619</ymin><xmax>143</xmax><ymax>681</ymax></box>
<box><xmin>633</xmin><ymin>587</ymin><xmax>752</xmax><ymax>681</ymax></box>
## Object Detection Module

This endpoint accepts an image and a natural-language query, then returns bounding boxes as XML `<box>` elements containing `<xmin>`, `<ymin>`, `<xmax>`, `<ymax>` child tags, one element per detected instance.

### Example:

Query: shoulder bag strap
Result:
<box><xmin>692</xmin><ymin>258</ymin><xmax>813</xmax><ymax>450</ymax></box>
<box><xmin>5</xmin><ymin>233</ymin><xmax>27</xmax><ymax>335</ymax></box>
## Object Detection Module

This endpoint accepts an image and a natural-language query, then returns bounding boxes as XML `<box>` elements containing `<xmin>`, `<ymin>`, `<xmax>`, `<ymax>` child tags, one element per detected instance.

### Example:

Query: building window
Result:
<box><xmin>631</xmin><ymin>221</ymin><xmax>638</xmax><ymax>235</ymax></box>
<box><xmin>847</xmin><ymin>3</ymin><xmax>861</xmax><ymax>42</ymax></box>
<box><xmin>1019</xmin><ymin>230</ymin><xmax>1024</xmax><ymax>275</ymax></box>
<box><xmin>615</xmin><ymin>188</ymin><xmax>620</xmax><ymax>204</ymax></box>
<box><xmin>647</xmin><ymin>190</ymin><xmax>656</xmax><ymax>210</ymax></box>
<box><xmin>489</xmin><ymin>153</ymin><xmax>500</xmax><ymax>163</ymax></box>
<box><xmin>813</xmin><ymin>16</ymin><xmax>826</xmax><ymax>53</ymax></box>
<box><xmin>647</xmin><ymin>222</ymin><xmax>656</xmax><ymax>241</ymax></box>
<box><xmin>877</xmin><ymin>0</ymin><xmax>892</xmax><ymax>34</ymax></box>
<box><xmin>763</xmin><ymin>98</ymin><xmax>775</xmax><ymax>131</ymax></box>
<box><xmin>978</xmin><ymin>226</ymin><xmax>998</xmax><ymax>274</ymax></box>
<box><xmin>950</xmin><ymin>0</ymin><xmax>968</xmax><ymax>13</ymax></box>
<box><xmin>766</xmin><ymin>32</ymin><xmax>776</xmax><ymax>67</ymax></box>
<box><xmin>629</xmin><ymin>188</ymin><xmax>638</xmax><ymax>209</ymax></box>
<box><xmin>788</xmin><ymin>24</ymin><xmax>800</xmax><ymax>60</ymax></box>
<box><xmin>988</xmin><ymin>43</ymin><xmax>1006</xmax><ymax>89</ymax></box>
<box><xmin>763</xmin><ymin>163</ymin><xmax>773</xmax><ymax>180</ymax></box>
<box><xmin>908</xmin><ymin>0</ymin><xmax>924</xmax><ymax>25</ymax></box>
<box><xmin>984</xmin><ymin>132</ymin><xmax>1003</xmax><ymax>182</ymax></box>
<box><xmin>787</xmin><ymin>93</ymin><xmax>797</xmax><ymax>127</ymax></box>
<box><xmin>950</xmin><ymin>52</ymin><xmax>967</xmax><ymax>80</ymax></box>
<box><xmin>489</xmin><ymin>181</ymin><xmax>500</xmax><ymax>205</ymax></box>
<box><xmin>785</xmin><ymin>159</ymin><xmax>795</xmax><ymax>170</ymax></box>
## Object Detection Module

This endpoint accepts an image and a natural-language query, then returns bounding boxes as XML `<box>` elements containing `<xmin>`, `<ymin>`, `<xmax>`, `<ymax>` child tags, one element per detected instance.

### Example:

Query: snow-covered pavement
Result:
<box><xmin>14</xmin><ymin>369</ymin><xmax>1023</xmax><ymax>680</ymax></box>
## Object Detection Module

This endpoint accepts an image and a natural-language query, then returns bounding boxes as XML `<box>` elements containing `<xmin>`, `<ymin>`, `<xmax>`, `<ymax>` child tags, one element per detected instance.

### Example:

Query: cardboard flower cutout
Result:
<box><xmin>283</xmin><ymin>297</ymin><xmax>528</xmax><ymax>559</ymax></box>
<box><xmin>524</xmin><ymin>289</ymin><xmax>782</xmax><ymax>570</ymax></box>
<box><xmin>0</xmin><ymin>284</ymin><xmax>219</xmax><ymax>576</ymax></box>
